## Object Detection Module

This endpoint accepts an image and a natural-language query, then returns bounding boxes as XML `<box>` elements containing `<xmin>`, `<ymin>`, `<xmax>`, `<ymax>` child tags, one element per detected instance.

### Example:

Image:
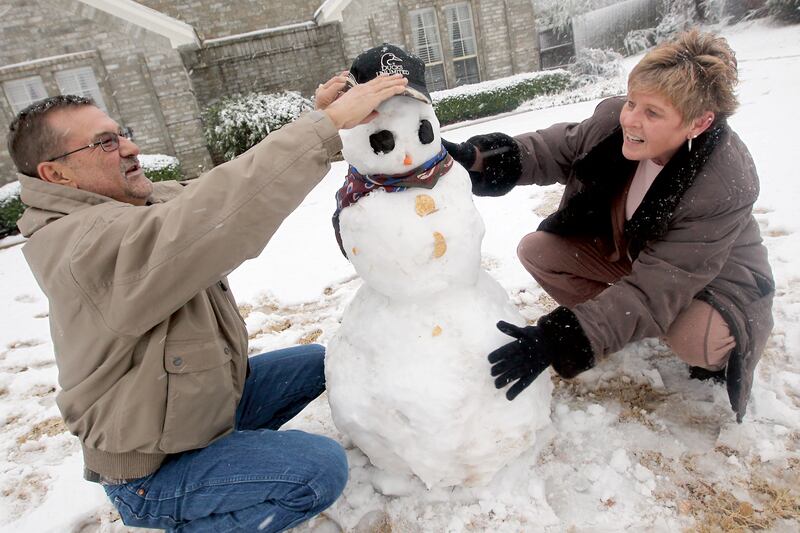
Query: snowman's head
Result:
<box><xmin>341</xmin><ymin>96</ymin><xmax>442</xmax><ymax>176</ymax></box>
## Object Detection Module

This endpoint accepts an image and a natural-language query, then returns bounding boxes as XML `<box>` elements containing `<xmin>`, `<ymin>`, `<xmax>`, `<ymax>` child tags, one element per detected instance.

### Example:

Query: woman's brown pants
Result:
<box><xmin>517</xmin><ymin>231</ymin><xmax>735</xmax><ymax>370</ymax></box>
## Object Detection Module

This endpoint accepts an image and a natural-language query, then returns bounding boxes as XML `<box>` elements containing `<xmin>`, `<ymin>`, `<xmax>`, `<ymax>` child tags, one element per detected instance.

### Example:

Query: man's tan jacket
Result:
<box><xmin>17</xmin><ymin>111</ymin><xmax>342</xmax><ymax>480</ymax></box>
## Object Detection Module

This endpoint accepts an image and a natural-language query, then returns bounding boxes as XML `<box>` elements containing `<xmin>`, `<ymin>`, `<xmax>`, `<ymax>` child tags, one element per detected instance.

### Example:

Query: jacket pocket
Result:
<box><xmin>159</xmin><ymin>338</ymin><xmax>236</xmax><ymax>453</ymax></box>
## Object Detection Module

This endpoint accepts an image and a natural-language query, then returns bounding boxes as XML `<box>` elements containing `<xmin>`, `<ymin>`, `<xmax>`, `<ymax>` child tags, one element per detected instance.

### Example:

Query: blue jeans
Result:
<box><xmin>104</xmin><ymin>344</ymin><xmax>347</xmax><ymax>532</ymax></box>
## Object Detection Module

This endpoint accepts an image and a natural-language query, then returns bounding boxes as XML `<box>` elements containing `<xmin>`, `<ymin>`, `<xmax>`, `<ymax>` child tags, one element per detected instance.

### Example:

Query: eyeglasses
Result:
<box><xmin>48</xmin><ymin>127</ymin><xmax>134</xmax><ymax>162</ymax></box>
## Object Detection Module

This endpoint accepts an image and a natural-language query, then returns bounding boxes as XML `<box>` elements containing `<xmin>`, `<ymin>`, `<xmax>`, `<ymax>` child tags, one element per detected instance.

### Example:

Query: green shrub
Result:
<box><xmin>432</xmin><ymin>72</ymin><xmax>572</xmax><ymax>125</ymax></box>
<box><xmin>767</xmin><ymin>0</ymin><xmax>800</xmax><ymax>22</ymax></box>
<box><xmin>204</xmin><ymin>91</ymin><xmax>313</xmax><ymax>163</ymax></box>
<box><xmin>140</xmin><ymin>154</ymin><xmax>183</xmax><ymax>182</ymax></box>
<box><xmin>0</xmin><ymin>182</ymin><xmax>24</xmax><ymax>239</ymax></box>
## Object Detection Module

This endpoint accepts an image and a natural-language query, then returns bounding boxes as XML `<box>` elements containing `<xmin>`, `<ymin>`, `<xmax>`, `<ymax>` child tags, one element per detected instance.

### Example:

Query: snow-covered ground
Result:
<box><xmin>1</xmin><ymin>18</ymin><xmax>798</xmax><ymax>532</ymax></box>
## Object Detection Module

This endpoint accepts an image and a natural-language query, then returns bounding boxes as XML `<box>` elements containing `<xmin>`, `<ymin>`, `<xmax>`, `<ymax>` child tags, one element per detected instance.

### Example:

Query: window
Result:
<box><xmin>444</xmin><ymin>3</ymin><xmax>479</xmax><ymax>86</ymax></box>
<box><xmin>410</xmin><ymin>8</ymin><xmax>447</xmax><ymax>91</ymax></box>
<box><xmin>3</xmin><ymin>76</ymin><xmax>48</xmax><ymax>114</ymax></box>
<box><xmin>538</xmin><ymin>25</ymin><xmax>575</xmax><ymax>70</ymax></box>
<box><xmin>55</xmin><ymin>67</ymin><xmax>106</xmax><ymax>110</ymax></box>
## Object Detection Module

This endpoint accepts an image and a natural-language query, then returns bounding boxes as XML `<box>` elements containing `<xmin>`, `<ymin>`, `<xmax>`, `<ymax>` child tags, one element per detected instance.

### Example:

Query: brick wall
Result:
<box><xmin>183</xmin><ymin>23</ymin><xmax>349</xmax><ymax>109</ymax></box>
<box><xmin>506</xmin><ymin>0</ymin><xmax>541</xmax><ymax>73</ymax></box>
<box><xmin>339</xmin><ymin>0</ymin><xmax>405</xmax><ymax>61</ymax></box>
<box><xmin>472</xmin><ymin>0</ymin><xmax>513</xmax><ymax>80</ymax></box>
<box><xmin>137</xmin><ymin>0</ymin><xmax>322</xmax><ymax>41</ymax></box>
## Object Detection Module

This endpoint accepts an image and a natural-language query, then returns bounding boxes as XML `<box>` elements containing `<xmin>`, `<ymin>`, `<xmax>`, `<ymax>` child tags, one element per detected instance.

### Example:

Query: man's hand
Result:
<box><xmin>314</xmin><ymin>71</ymin><xmax>349</xmax><ymax>112</ymax></box>
<box><xmin>489</xmin><ymin>322</ymin><xmax>553</xmax><ymax>400</ymax></box>
<box><xmin>488</xmin><ymin>307</ymin><xmax>596</xmax><ymax>400</ymax></box>
<box><xmin>323</xmin><ymin>74</ymin><xmax>408</xmax><ymax>130</ymax></box>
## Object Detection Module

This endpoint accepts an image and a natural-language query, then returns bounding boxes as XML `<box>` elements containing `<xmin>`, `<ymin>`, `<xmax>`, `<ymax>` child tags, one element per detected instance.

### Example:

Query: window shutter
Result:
<box><xmin>3</xmin><ymin>76</ymin><xmax>48</xmax><ymax>114</ymax></box>
<box><xmin>55</xmin><ymin>67</ymin><xmax>107</xmax><ymax>110</ymax></box>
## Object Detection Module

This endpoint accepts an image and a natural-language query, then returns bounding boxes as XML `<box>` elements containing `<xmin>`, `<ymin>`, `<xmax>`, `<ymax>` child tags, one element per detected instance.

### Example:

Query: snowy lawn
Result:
<box><xmin>1</xmin><ymin>19</ymin><xmax>799</xmax><ymax>532</ymax></box>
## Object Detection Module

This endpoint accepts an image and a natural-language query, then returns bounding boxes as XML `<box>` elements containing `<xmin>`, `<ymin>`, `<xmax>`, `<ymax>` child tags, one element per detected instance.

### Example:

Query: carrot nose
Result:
<box><xmin>403</xmin><ymin>153</ymin><xmax>413</xmax><ymax>166</ymax></box>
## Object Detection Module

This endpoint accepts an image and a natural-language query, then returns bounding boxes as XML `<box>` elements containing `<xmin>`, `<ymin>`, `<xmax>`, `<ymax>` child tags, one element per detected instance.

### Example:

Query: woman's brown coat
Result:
<box><xmin>511</xmin><ymin>97</ymin><xmax>773</xmax><ymax>421</ymax></box>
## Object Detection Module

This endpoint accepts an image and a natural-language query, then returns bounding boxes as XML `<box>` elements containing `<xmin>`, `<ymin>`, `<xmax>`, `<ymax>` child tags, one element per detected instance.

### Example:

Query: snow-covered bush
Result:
<box><xmin>653</xmin><ymin>0</ymin><xmax>702</xmax><ymax>43</ymax></box>
<box><xmin>140</xmin><ymin>154</ymin><xmax>183</xmax><ymax>182</ymax></box>
<box><xmin>568</xmin><ymin>48</ymin><xmax>625</xmax><ymax>86</ymax></box>
<box><xmin>624</xmin><ymin>28</ymin><xmax>658</xmax><ymax>55</ymax></box>
<box><xmin>768</xmin><ymin>0</ymin><xmax>800</xmax><ymax>22</ymax></box>
<box><xmin>0</xmin><ymin>181</ymin><xmax>24</xmax><ymax>239</ymax></box>
<box><xmin>204</xmin><ymin>91</ymin><xmax>313</xmax><ymax>163</ymax></box>
<box><xmin>431</xmin><ymin>71</ymin><xmax>572</xmax><ymax>125</ymax></box>
<box><xmin>628</xmin><ymin>0</ymin><xmax>737</xmax><ymax>52</ymax></box>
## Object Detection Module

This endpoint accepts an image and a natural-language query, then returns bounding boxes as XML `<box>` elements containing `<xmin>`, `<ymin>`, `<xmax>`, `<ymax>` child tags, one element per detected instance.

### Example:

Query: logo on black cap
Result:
<box><xmin>347</xmin><ymin>43</ymin><xmax>431</xmax><ymax>104</ymax></box>
<box><xmin>379</xmin><ymin>53</ymin><xmax>410</xmax><ymax>77</ymax></box>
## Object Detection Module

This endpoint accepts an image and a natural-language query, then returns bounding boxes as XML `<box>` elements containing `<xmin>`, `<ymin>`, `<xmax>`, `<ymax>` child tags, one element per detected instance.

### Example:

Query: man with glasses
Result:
<box><xmin>47</xmin><ymin>125</ymin><xmax>134</xmax><ymax>160</ymax></box>
<box><xmin>8</xmin><ymin>72</ymin><xmax>407</xmax><ymax>532</ymax></box>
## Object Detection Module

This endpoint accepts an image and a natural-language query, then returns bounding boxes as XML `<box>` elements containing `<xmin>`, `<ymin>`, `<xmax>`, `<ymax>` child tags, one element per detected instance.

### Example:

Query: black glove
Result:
<box><xmin>489</xmin><ymin>321</ymin><xmax>553</xmax><ymax>400</ymax></box>
<box><xmin>441</xmin><ymin>138</ymin><xmax>477</xmax><ymax>170</ymax></box>
<box><xmin>488</xmin><ymin>306</ymin><xmax>596</xmax><ymax>400</ymax></box>
<box><xmin>442</xmin><ymin>133</ymin><xmax>522</xmax><ymax>197</ymax></box>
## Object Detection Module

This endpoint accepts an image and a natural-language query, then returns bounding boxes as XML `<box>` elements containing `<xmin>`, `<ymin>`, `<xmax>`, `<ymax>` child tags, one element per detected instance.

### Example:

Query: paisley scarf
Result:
<box><xmin>332</xmin><ymin>146</ymin><xmax>453</xmax><ymax>257</ymax></box>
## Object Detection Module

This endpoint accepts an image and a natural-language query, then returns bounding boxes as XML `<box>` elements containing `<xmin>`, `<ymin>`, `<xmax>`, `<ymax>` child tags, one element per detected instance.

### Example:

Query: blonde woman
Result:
<box><xmin>444</xmin><ymin>30</ymin><xmax>773</xmax><ymax>422</ymax></box>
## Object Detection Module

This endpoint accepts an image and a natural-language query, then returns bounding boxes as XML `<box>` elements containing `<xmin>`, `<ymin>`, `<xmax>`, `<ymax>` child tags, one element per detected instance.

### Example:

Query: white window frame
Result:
<box><xmin>443</xmin><ymin>2</ymin><xmax>480</xmax><ymax>86</ymax></box>
<box><xmin>3</xmin><ymin>76</ymin><xmax>48</xmax><ymax>114</ymax></box>
<box><xmin>55</xmin><ymin>66</ymin><xmax>107</xmax><ymax>110</ymax></box>
<box><xmin>410</xmin><ymin>7</ymin><xmax>447</xmax><ymax>91</ymax></box>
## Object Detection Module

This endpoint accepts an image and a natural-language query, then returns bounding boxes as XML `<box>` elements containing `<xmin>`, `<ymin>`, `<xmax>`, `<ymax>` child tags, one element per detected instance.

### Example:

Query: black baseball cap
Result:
<box><xmin>347</xmin><ymin>43</ymin><xmax>431</xmax><ymax>104</ymax></box>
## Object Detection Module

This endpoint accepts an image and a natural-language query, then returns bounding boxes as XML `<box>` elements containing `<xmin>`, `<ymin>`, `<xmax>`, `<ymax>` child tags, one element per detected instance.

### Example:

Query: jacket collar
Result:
<box><xmin>16</xmin><ymin>175</ymin><xmax>117</xmax><ymax>237</ymax></box>
<box><xmin>623</xmin><ymin>121</ymin><xmax>728</xmax><ymax>253</ymax></box>
<box><xmin>565</xmin><ymin>121</ymin><xmax>728</xmax><ymax>256</ymax></box>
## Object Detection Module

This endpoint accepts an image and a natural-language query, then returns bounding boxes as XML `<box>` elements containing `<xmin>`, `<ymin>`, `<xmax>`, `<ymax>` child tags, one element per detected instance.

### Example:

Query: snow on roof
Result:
<box><xmin>203</xmin><ymin>21</ymin><xmax>317</xmax><ymax>45</ymax></box>
<box><xmin>314</xmin><ymin>0</ymin><xmax>353</xmax><ymax>24</ymax></box>
<box><xmin>77</xmin><ymin>0</ymin><xmax>200</xmax><ymax>49</ymax></box>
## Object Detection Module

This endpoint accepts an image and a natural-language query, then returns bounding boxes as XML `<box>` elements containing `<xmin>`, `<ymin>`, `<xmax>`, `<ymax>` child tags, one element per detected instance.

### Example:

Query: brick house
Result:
<box><xmin>0</xmin><ymin>0</ymin><xmax>540</xmax><ymax>184</ymax></box>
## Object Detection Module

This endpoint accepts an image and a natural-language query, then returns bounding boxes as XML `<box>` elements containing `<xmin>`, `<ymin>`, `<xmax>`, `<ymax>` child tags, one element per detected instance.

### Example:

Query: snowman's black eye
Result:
<box><xmin>369</xmin><ymin>130</ymin><xmax>395</xmax><ymax>154</ymax></box>
<box><xmin>418</xmin><ymin>120</ymin><xmax>434</xmax><ymax>145</ymax></box>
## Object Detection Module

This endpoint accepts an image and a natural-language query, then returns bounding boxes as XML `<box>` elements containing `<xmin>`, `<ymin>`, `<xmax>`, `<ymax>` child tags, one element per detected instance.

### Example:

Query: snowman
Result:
<box><xmin>326</xmin><ymin>44</ymin><xmax>552</xmax><ymax>490</ymax></box>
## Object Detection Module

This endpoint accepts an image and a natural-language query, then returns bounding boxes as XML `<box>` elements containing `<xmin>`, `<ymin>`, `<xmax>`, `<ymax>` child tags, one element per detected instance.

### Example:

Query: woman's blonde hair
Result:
<box><xmin>628</xmin><ymin>29</ymin><xmax>739</xmax><ymax>124</ymax></box>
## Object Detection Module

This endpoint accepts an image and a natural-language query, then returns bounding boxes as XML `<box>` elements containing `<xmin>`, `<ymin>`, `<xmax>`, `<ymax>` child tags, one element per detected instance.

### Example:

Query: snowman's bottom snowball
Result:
<box><xmin>326</xmin><ymin>271</ymin><xmax>553</xmax><ymax>489</ymax></box>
